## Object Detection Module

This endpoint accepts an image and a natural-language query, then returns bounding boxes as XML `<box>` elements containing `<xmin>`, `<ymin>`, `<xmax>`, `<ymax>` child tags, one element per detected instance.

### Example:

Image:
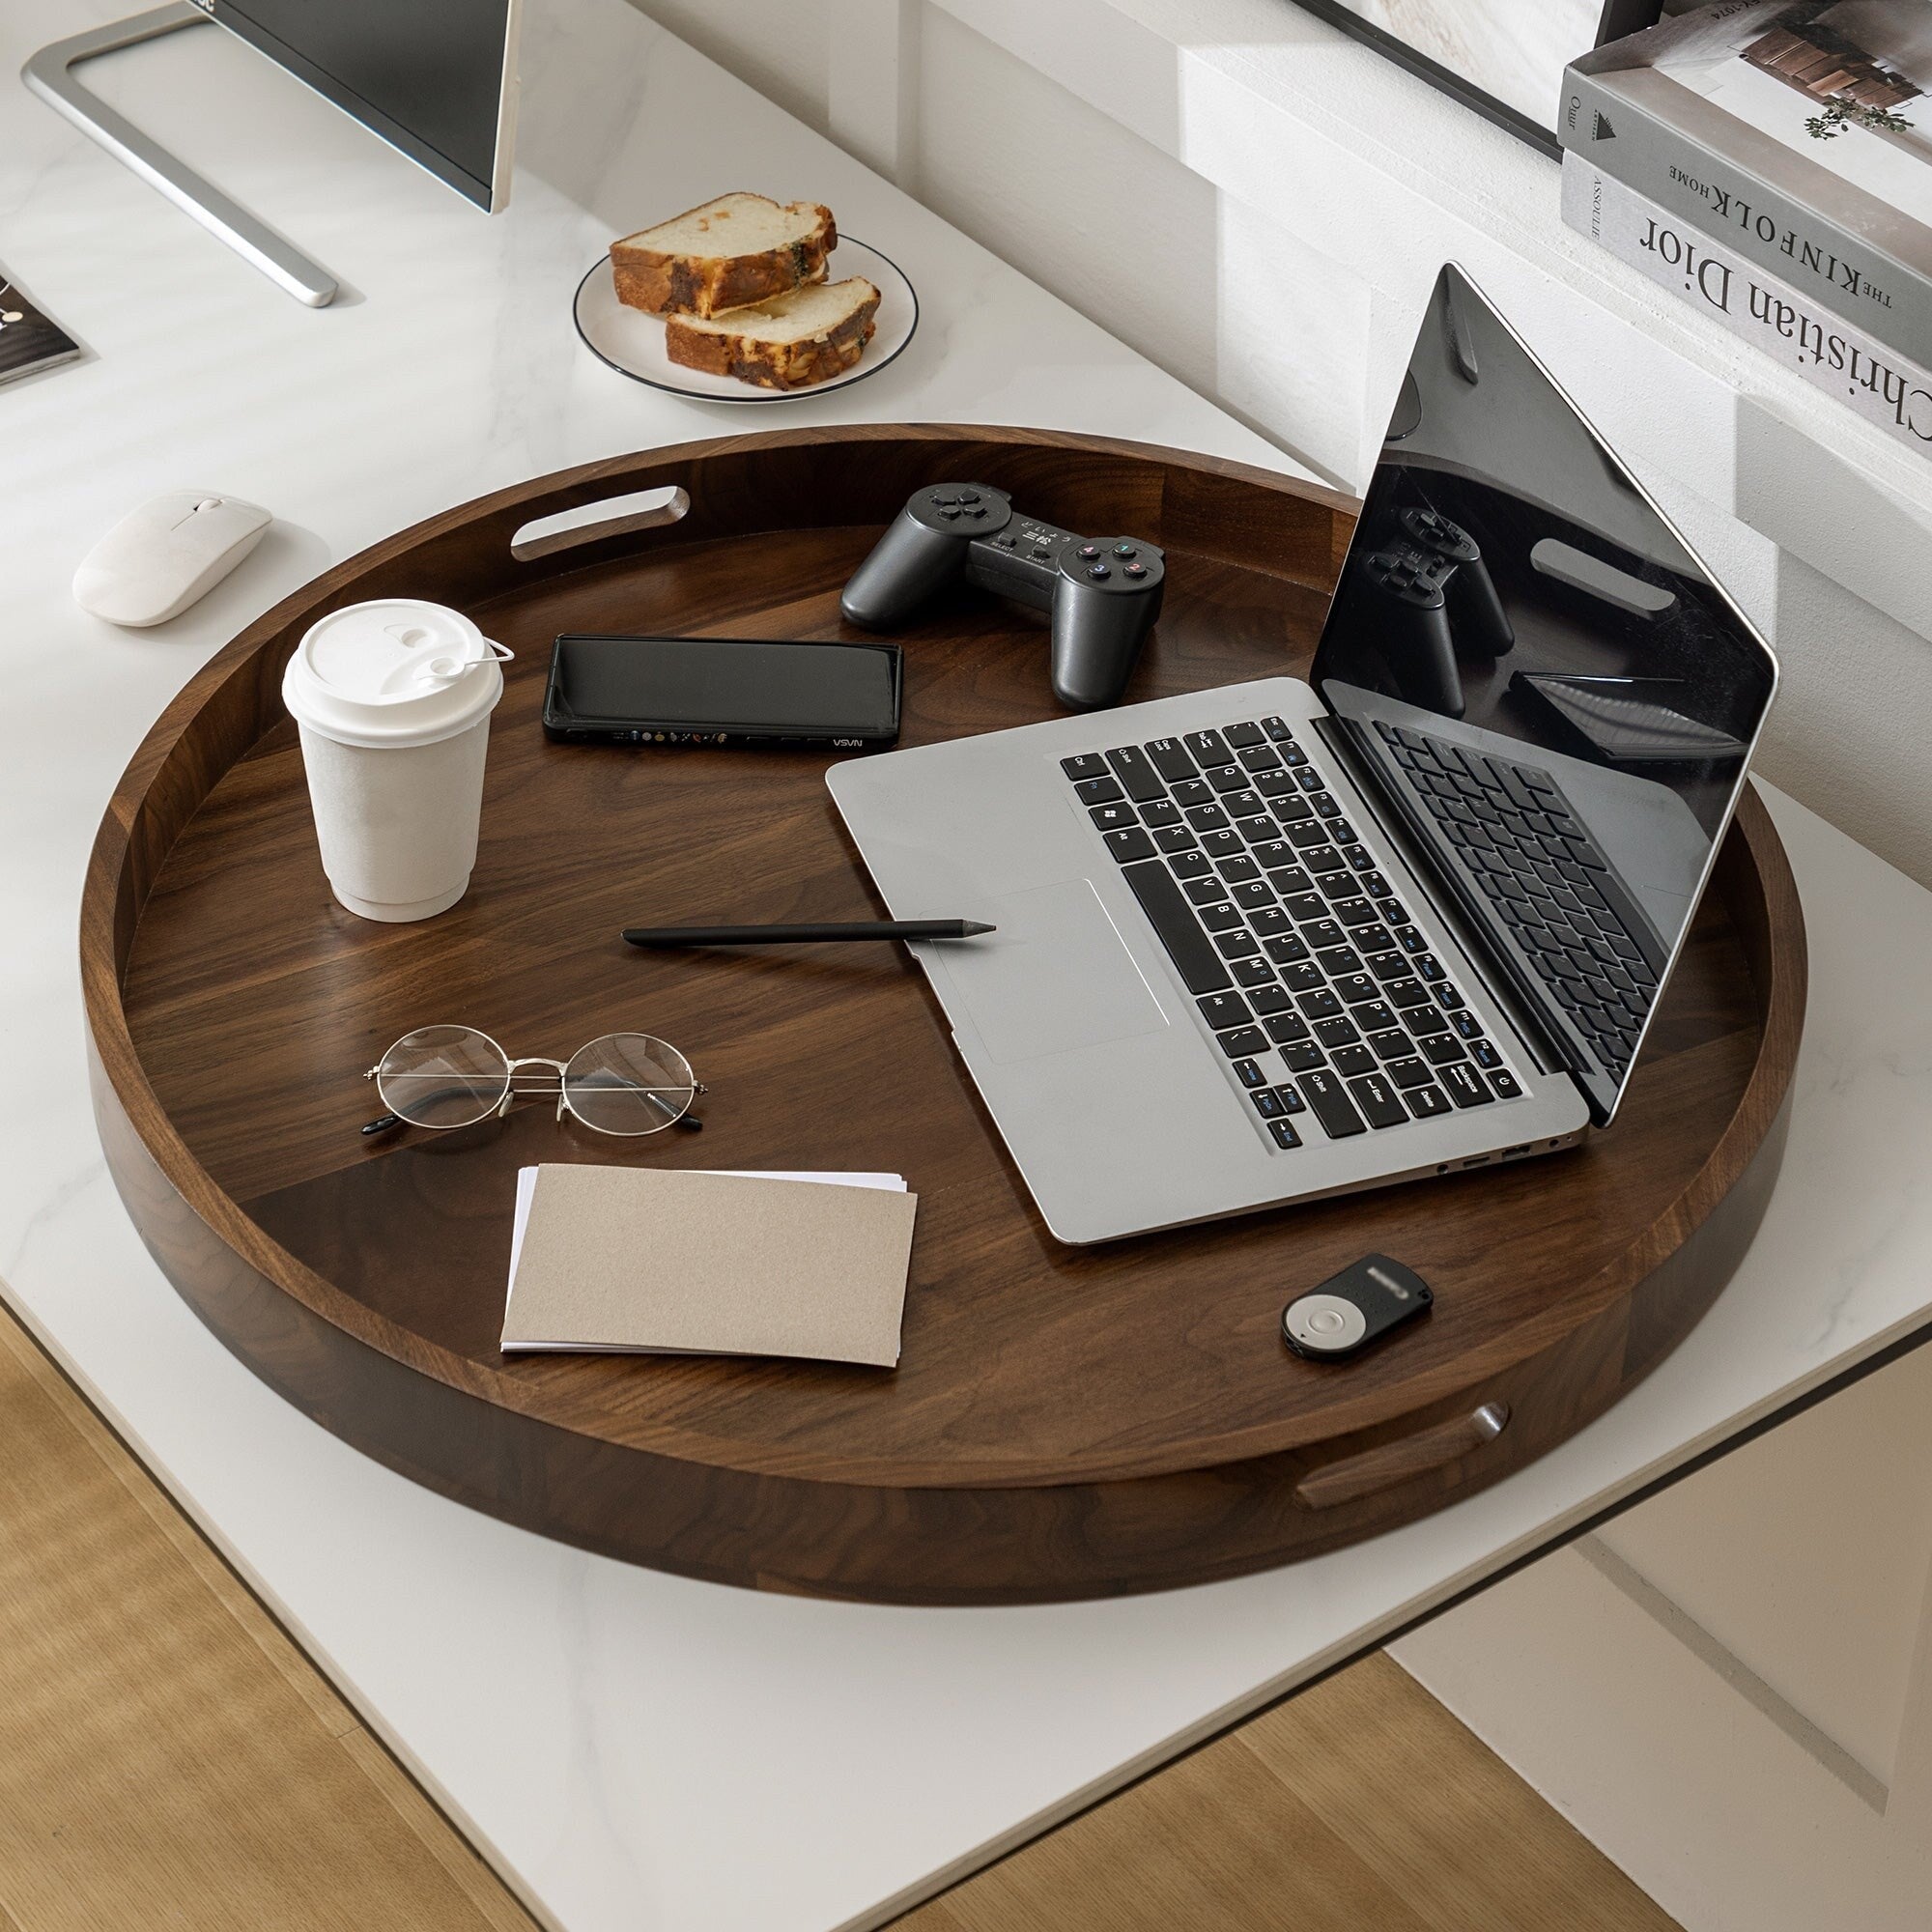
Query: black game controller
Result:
<box><xmin>1357</xmin><ymin>510</ymin><xmax>1512</xmax><ymax>718</ymax></box>
<box><xmin>839</xmin><ymin>484</ymin><xmax>1165</xmax><ymax>710</ymax></box>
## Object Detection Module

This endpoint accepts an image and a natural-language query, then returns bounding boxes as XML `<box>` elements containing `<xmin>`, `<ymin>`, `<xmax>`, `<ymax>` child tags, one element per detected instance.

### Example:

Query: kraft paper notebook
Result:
<box><xmin>502</xmin><ymin>1165</ymin><xmax>918</xmax><ymax>1367</ymax></box>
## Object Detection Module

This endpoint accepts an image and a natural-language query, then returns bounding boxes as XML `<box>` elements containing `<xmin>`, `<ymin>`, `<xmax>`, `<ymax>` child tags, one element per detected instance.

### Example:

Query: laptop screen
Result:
<box><xmin>1311</xmin><ymin>265</ymin><xmax>1777</xmax><ymax>1124</ymax></box>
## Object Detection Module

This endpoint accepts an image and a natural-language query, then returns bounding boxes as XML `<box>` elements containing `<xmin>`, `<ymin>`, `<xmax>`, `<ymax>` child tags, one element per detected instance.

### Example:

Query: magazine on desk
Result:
<box><xmin>1564</xmin><ymin>149</ymin><xmax>1932</xmax><ymax>456</ymax></box>
<box><xmin>1563</xmin><ymin>2</ymin><xmax>1932</xmax><ymax>368</ymax></box>
<box><xmin>0</xmin><ymin>270</ymin><xmax>79</xmax><ymax>386</ymax></box>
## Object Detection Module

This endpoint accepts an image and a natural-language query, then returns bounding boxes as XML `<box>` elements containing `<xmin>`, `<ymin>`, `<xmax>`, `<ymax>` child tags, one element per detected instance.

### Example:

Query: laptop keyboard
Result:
<box><xmin>1059</xmin><ymin>714</ymin><xmax>1525</xmax><ymax>1151</ymax></box>
<box><xmin>1372</xmin><ymin>722</ymin><xmax>1661</xmax><ymax>1082</ymax></box>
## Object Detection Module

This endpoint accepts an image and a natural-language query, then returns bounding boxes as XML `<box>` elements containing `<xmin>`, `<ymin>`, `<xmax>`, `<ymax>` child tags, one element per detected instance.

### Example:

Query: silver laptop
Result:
<box><xmin>827</xmin><ymin>266</ymin><xmax>1778</xmax><ymax>1243</ymax></box>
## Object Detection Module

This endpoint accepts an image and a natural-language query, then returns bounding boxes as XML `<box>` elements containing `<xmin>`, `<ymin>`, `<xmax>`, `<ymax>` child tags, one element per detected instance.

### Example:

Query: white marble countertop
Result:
<box><xmin>8</xmin><ymin>4</ymin><xmax>1932</xmax><ymax>1930</ymax></box>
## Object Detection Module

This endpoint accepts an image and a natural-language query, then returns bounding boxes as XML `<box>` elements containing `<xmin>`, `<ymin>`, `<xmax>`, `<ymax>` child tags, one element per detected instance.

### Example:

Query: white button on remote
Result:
<box><xmin>1283</xmin><ymin>1292</ymin><xmax>1367</xmax><ymax>1354</ymax></box>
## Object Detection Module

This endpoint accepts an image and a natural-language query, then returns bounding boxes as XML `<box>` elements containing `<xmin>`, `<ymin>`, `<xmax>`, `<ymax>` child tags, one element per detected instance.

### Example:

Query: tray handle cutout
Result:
<box><xmin>1294</xmin><ymin>1400</ymin><xmax>1511</xmax><ymax>1512</ymax></box>
<box><xmin>510</xmin><ymin>485</ymin><xmax>690</xmax><ymax>562</ymax></box>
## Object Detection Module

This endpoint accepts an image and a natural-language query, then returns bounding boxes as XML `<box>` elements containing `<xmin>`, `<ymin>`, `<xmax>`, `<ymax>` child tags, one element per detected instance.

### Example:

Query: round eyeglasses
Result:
<box><xmin>361</xmin><ymin>1025</ymin><xmax>704</xmax><ymax>1139</ymax></box>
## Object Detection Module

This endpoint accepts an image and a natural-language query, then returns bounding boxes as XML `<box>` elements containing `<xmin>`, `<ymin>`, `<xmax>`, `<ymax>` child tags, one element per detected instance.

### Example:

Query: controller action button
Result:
<box><xmin>1113</xmin><ymin>543</ymin><xmax>1137</xmax><ymax>558</ymax></box>
<box><xmin>1088</xmin><ymin>564</ymin><xmax>1112</xmax><ymax>581</ymax></box>
<box><xmin>1078</xmin><ymin>544</ymin><xmax>1102</xmax><ymax>559</ymax></box>
<box><xmin>1124</xmin><ymin>562</ymin><xmax>1147</xmax><ymax>578</ymax></box>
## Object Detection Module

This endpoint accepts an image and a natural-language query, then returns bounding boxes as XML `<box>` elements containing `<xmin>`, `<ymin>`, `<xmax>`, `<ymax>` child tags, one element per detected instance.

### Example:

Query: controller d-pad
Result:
<box><xmin>957</xmin><ymin>491</ymin><xmax>980</xmax><ymax>503</ymax></box>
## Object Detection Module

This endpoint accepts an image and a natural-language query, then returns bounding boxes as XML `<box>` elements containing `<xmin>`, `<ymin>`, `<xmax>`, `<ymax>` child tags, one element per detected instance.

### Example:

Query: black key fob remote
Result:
<box><xmin>1282</xmin><ymin>1254</ymin><xmax>1433</xmax><ymax>1360</ymax></box>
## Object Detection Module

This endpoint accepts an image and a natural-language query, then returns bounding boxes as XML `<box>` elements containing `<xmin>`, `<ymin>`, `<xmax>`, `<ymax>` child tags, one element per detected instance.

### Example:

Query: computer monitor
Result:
<box><xmin>209</xmin><ymin>0</ymin><xmax>522</xmax><ymax>213</ymax></box>
<box><xmin>25</xmin><ymin>0</ymin><xmax>525</xmax><ymax>306</ymax></box>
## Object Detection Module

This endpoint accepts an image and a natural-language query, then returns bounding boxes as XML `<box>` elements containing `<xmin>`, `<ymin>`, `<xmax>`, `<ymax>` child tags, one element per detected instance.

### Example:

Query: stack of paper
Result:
<box><xmin>502</xmin><ymin>1165</ymin><xmax>917</xmax><ymax>1367</ymax></box>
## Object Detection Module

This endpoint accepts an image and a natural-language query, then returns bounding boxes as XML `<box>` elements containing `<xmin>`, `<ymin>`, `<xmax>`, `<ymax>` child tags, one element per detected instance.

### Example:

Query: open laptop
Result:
<box><xmin>827</xmin><ymin>265</ymin><xmax>1778</xmax><ymax>1243</ymax></box>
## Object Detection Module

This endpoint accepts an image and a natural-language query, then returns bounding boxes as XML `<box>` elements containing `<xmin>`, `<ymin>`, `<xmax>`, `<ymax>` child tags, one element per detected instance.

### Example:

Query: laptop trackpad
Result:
<box><xmin>938</xmin><ymin>878</ymin><xmax>1170</xmax><ymax>1065</ymax></box>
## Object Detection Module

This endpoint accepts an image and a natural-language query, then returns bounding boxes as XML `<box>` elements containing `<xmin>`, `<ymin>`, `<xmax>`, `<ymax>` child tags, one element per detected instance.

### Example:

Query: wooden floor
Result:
<box><xmin>0</xmin><ymin>1291</ymin><xmax>1680</xmax><ymax>1931</ymax></box>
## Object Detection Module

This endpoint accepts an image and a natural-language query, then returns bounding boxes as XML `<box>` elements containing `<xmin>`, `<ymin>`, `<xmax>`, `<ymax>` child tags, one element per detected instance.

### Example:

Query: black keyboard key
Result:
<box><xmin>1252</xmin><ymin>845</ymin><xmax>1298</xmax><ymax>876</ymax></box>
<box><xmin>1490</xmin><ymin>1068</ymin><xmax>1523</xmax><ymax>1099</ymax></box>
<box><xmin>1215</xmin><ymin>930</ymin><xmax>1262</xmax><ymax>960</ymax></box>
<box><xmin>1183</xmin><ymin>728</ymin><xmax>1232</xmax><ymax>766</ymax></box>
<box><xmin>1300</xmin><ymin>1068</ymin><xmax>1368</xmax><ymax>1139</ymax></box>
<box><xmin>1395</xmin><ymin>925</ymin><xmax>1429</xmax><ymax>953</ymax></box>
<box><xmin>1350</xmin><ymin>1072</ymin><xmax>1409</xmax><ymax>1129</ymax></box>
<box><xmin>1249</xmin><ymin>985</ymin><xmax>1293</xmax><ymax>1017</ymax></box>
<box><xmin>1075</xmin><ymin>775</ymin><xmax>1124</xmax><ymax>805</ymax></box>
<box><xmin>1169</xmin><ymin>850</ymin><xmax>1211</xmax><ymax>880</ymax></box>
<box><xmin>1233</xmin><ymin>880</ymin><xmax>1276</xmax><ymax>910</ymax></box>
<box><xmin>1382</xmin><ymin>899</ymin><xmax>1411</xmax><ymax>925</ymax></box>
<box><xmin>1360</xmin><ymin>871</ymin><xmax>1392</xmax><ymax>897</ymax></box>
<box><xmin>1104</xmin><ymin>827</ymin><xmax>1156</xmax><ymax>863</ymax></box>
<box><xmin>1238</xmin><ymin>745</ymin><xmax>1283</xmax><ymax>774</ymax></box>
<box><xmin>1216</xmin><ymin>1025</ymin><xmax>1268</xmax><ymax>1059</ymax></box>
<box><xmin>1264</xmin><ymin>1011</ymin><xmax>1311</xmax><ymax>1045</ymax></box>
<box><xmin>1297</xmin><ymin>987</ymin><xmax>1343</xmax><ymax>1021</ymax></box>
<box><xmin>1205</xmin><ymin>765</ymin><xmax>1249</xmax><ymax>796</ymax></box>
<box><xmin>1223</xmin><ymin>789</ymin><xmax>1266</xmax><ymax>819</ymax></box>
<box><xmin>1232</xmin><ymin>1057</ymin><xmax>1267</xmax><ymax>1090</ymax></box>
<box><xmin>1200</xmin><ymin>830</ymin><xmax>1244</xmax><ymax>861</ymax></box>
<box><xmin>1281</xmin><ymin>961</ymin><xmax>1324</xmax><ymax>994</ymax></box>
<box><xmin>1366</xmin><ymin>951</ymin><xmax>1408</xmax><ymax>982</ymax></box>
<box><xmin>1345</xmin><ymin>844</ymin><xmax>1376</xmax><ymax>872</ymax></box>
<box><xmin>1264</xmin><ymin>933</ymin><xmax>1310</xmax><ymax>967</ymax></box>
<box><xmin>1282</xmin><ymin>1041</ymin><xmax>1326</xmax><ymax>1073</ymax></box>
<box><xmin>1140</xmin><ymin>798</ymin><xmax>1183</xmax><ymax>828</ymax></box>
<box><xmin>1060</xmin><ymin>753</ymin><xmax>1108</xmax><ymax>781</ymax></box>
<box><xmin>1223</xmin><ymin>721</ymin><xmax>1266</xmax><ymax>749</ymax></box>
<box><xmin>1238</xmin><ymin>818</ymin><xmax>1282</xmax><ymax>848</ymax></box>
<box><xmin>1331</xmin><ymin>973</ymin><xmax>1376</xmax><ymax>1006</ymax></box>
<box><xmin>1217</xmin><ymin>855</ymin><xmax>1262</xmax><ymax>884</ymax></box>
<box><xmin>1471</xmin><ymin>1038</ymin><xmax>1503</xmax><ymax>1069</ymax></box>
<box><xmin>1090</xmin><ymin>803</ymin><xmax>1139</xmax><ymax>834</ymax></box>
<box><xmin>1199</xmin><ymin>901</ymin><xmax>1243</xmax><ymax>932</ymax></box>
<box><xmin>1314</xmin><ymin>1016</ymin><xmax>1360</xmax><ymax>1049</ymax></box>
<box><xmin>1153</xmin><ymin>825</ymin><xmax>1200</xmax><ymax>855</ymax></box>
<box><xmin>1268</xmin><ymin>1117</ymin><xmax>1303</xmax><ymax>1150</ymax></box>
<box><xmin>1232</xmin><ymin>956</ymin><xmax>1277</xmax><ymax>989</ymax></box>
<box><xmin>1385</xmin><ymin>1056</ymin><xmax>1434</xmax><ymax>1090</ymax></box>
<box><xmin>1420</xmin><ymin>1034</ymin><xmax>1467</xmax><ymax>1067</ymax></box>
<box><xmin>1414</xmin><ymin>952</ymin><xmax>1445</xmax><ymax>982</ymax></box>
<box><xmin>1270</xmin><ymin>794</ymin><xmax>1315</xmax><ymax>823</ymax></box>
<box><xmin>1274</xmin><ymin>1081</ymin><xmax>1306</xmax><ymax>1113</ymax></box>
<box><xmin>1312</xmin><ymin>793</ymin><xmax>1343</xmax><ymax>818</ymax></box>
<box><xmin>1369</xmin><ymin>1029</ymin><xmax>1414</xmax><ymax>1063</ymax></box>
<box><xmin>1434</xmin><ymin>983</ymin><xmax>1465</xmax><ymax>1010</ymax></box>
<box><xmin>1406</xmin><ymin>1083</ymin><xmax>1452</xmax><ymax>1120</ymax></box>
<box><xmin>1303</xmin><ymin>845</ymin><xmax>1346</xmax><ymax>874</ymax></box>
<box><xmin>1252</xmin><ymin>1086</ymin><xmax>1287</xmax><ymax>1120</ymax></box>
<box><xmin>1316</xmin><ymin>946</ymin><xmax>1363</xmax><ymax>977</ymax></box>
<box><xmin>1184</xmin><ymin>876</ymin><xmax>1227</xmax><ymax>908</ymax></box>
<box><xmin>1302</xmin><ymin>920</ymin><xmax>1346</xmax><ymax>951</ymax></box>
<box><xmin>1255</xmin><ymin>770</ymin><xmax>1302</xmax><ymax>800</ymax></box>
<box><xmin>1388</xmin><ymin>978</ymin><xmax>1433</xmax><ymax>1009</ymax></box>
<box><xmin>1143</xmin><ymin>737</ymin><xmax>1199</xmax><ymax>782</ymax></box>
<box><xmin>1262</xmin><ymin>716</ymin><xmax>1293</xmax><ymax>742</ymax></box>
<box><xmin>1296</xmin><ymin>767</ymin><xmax>1324</xmax><ymax>793</ymax></box>
<box><xmin>1452</xmin><ymin>1009</ymin><xmax>1485</xmax><ymax>1040</ymax></box>
<box><xmin>1334</xmin><ymin>899</ymin><xmax>1379</xmax><ymax>927</ymax></box>
<box><xmin>1186</xmin><ymin>803</ymin><xmax>1231</xmax><ymax>834</ymax></box>
<box><xmin>1332</xmin><ymin>1044</ymin><xmax>1378</xmax><ymax>1079</ymax></box>
<box><xmin>1122</xmin><ymin>860</ymin><xmax>1232</xmax><ymax>994</ymax></box>
<box><xmin>1197</xmin><ymin>992</ymin><xmax>1251</xmax><ymax>1030</ymax></box>
<box><xmin>1280</xmin><ymin>742</ymin><xmax>1309</xmax><ymax>767</ymax></box>
<box><xmin>1329</xmin><ymin>820</ymin><xmax>1358</xmax><ymax>845</ymax></box>
<box><xmin>1282</xmin><ymin>892</ymin><xmax>1325</xmax><ymax>922</ymax></box>
<box><xmin>1250</xmin><ymin>907</ymin><xmax>1293</xmax><ymax>937</ymax></box>
<box><xmin>1173</xmin><ymin>777</ymin><xmax>1214</xmax><ymax>809</ymax></box>
<box><xmin>1439</xmin><ymin>1063</ymin><xmax>1492</xmax><ymax>1108</ymax></box>
<box><xmin>1407</xmin><ymin>1004</ymin><xmax>1450</xmax><ymax>1037</ymax></box>
<box><xmin>1104</xmin><ymin>746</ymin><xmax>1167</xmax><ymax>803</ymax></box>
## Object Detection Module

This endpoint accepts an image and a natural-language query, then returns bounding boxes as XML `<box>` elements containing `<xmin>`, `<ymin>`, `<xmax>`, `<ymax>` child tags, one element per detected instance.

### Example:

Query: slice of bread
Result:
<box><xmin>665</xmin><ymin>277</ymin><xmax>882</xmax><ymax>390</ymax></box>
<box><xmin>611</xmin><ymin>193</ymin><xmax>837</xmax><ymax>318</ymax></box>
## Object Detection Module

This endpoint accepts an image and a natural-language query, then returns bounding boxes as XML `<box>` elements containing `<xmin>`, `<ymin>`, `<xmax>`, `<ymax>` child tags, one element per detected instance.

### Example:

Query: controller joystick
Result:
<box><xmin>839</xmin><ymin>484</ymin><xmax>1165</xmax><ymax>710</ymax></box>
<box><xmin>1396</xmin><ymin>506</ymin><xmax>1514</xmax><ymax>657</ymax></box>
<box><xmin>1360</xmin><ymin>547</ymin><xmax>1465</xmax><ymax>717</ymax></box>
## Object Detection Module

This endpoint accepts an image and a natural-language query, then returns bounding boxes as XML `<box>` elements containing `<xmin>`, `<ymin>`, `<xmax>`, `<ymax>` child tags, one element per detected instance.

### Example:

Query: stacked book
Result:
<box><xmin>1559</xmin><ymin>1</ymin><xmax>1932</xmax><ymax>458</ymax></box>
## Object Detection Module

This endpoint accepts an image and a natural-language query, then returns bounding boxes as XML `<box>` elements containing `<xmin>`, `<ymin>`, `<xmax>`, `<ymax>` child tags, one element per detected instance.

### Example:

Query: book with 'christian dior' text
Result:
<box><xmin>0</xmin><ymin>270</ymin><xmax>80</xmax><ymax>386</ymax></box>
<box><xmin>1563</xmin><ymin>149</ymin><xmax>1932</xmax><ymax>459</ymax></box>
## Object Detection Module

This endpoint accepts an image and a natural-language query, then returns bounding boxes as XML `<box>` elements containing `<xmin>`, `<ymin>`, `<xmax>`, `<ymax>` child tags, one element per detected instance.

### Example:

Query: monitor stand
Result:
<box><xmin>23</xmin><ymin>3</ymin><xmax>337</xmax><ymax>307</ymax></box>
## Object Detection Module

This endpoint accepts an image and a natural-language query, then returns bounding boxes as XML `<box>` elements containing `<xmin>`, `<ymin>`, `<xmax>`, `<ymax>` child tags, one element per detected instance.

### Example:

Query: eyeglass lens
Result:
<box><xmin>376</xmin><ymin>1026</ymin><xmax>511</xmax><ymax>1129</ymax></box>
<box><xmin>562</xmin><ymin>1034</ymin><xmax>696</xmax><ymax>1136</ymax></box>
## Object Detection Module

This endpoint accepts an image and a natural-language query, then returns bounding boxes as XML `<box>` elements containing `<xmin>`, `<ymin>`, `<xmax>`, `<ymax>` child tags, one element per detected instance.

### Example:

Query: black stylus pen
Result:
<box><xmin>622</xmin><ymin>920</ymin><xmax>996</xmax><ymax>947</ymax></box>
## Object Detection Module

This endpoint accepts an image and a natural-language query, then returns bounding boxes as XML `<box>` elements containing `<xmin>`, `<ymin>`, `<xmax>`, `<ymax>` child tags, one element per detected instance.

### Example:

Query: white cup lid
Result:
<box><xmin>283</xmin><ymin>600</ymin><xmax>510</xmax><ymax>748</ymax></box>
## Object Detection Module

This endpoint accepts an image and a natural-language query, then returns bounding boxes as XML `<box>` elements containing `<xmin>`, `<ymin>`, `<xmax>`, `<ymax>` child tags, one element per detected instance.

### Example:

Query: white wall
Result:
<box><xmin>624</xmin><ymin>0</ymin><xmax>1932</xmax><ymax>890</ymax></box>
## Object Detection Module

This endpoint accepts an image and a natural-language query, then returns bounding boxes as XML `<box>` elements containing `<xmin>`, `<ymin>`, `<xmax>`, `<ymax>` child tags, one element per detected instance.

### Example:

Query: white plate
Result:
<box><xmin>572</xmin><ymin>237</ymin><xmax>918</xmax><ymax>404</ymax></box>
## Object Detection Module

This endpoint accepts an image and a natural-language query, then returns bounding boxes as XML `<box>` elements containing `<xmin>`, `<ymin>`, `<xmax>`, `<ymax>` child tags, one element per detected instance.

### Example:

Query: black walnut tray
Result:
<box><xmin>82</xmin><ymin>425</ymin><xmax>1805</xmax><ymax>1605</ymax></box>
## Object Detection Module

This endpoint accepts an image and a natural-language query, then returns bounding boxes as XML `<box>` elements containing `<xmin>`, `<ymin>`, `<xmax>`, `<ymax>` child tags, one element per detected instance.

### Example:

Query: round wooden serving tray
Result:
<box><xmin>83</xmin><ymin>425</ymin><xmax>1805</xmax><ymax>1605</ymax></box>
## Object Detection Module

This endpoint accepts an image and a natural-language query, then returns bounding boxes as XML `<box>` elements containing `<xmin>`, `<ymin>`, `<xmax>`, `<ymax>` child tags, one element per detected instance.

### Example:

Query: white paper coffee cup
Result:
<box><xmin>282</xmin><ymin>599</ymin><xmax>510</xmax><ymax>923</ymax></box>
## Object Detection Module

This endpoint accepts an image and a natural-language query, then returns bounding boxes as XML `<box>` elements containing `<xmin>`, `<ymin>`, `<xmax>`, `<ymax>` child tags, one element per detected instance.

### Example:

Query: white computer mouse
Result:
<box><xmin>73</xmin><ymin>492</ymin><xmax>271</xmax><ymax>628</ymax></box>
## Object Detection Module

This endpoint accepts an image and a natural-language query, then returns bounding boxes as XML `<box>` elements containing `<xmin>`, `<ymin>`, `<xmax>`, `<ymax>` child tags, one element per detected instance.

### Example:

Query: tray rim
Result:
<box><xmin>80</xmin><ymin>423</ymin><xmax>1805</xmax><ymax>1499</ymax></box>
